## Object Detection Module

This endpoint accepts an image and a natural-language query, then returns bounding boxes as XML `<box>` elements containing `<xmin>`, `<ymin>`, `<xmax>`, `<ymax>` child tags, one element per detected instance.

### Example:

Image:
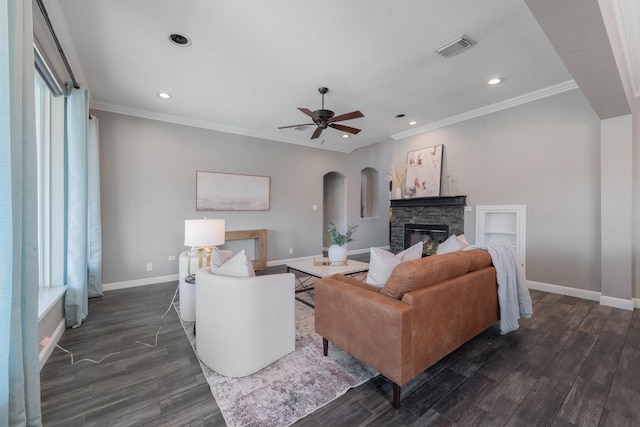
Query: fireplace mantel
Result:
<box><xmin>390</xmin><ymin>195</ymin><xmax>466</xmax><ymax>208</ymax></box>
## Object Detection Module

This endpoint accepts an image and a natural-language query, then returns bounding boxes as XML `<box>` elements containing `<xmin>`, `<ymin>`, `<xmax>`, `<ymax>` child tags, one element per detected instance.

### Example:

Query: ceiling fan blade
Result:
<box><xmin>329</xmin><ymin>123</ymin><xmax>361</xmax><ymax>134</ymax></box>
<box><xmin>298</xmin><ymin>107</ymin><xmax>320</xmax><ymax>121</ymax></box>
<box><xmin>311</xmin><ymin>126</ymin><xmax>323</xmax><ymax>139</ymax></box>
<box><xmin>277</xmin><ymin>123</ymin><xmax>314</xmax><ymax>129</ymax></box>
<box><xmin>330</xmin><ymin>110</ymin><xmax>364</xmax><ymax>123</ymax></box>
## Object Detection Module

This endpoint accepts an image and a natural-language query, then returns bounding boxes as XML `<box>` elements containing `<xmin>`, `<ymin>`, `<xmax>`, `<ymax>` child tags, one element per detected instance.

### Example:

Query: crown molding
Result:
<box><xmin>91</xmin><ymin>80</ymin><xmax>578</xmax><ymax>152</ymax></box>
<box><xmin>90</xmin><ymin>101</ymin><xmax>354</xmax><ymax>153</ymax></box>
<box><xmin>391</xmin><ymin>80</ymin><xmax>579</xmax><ymax>140</ymax></box>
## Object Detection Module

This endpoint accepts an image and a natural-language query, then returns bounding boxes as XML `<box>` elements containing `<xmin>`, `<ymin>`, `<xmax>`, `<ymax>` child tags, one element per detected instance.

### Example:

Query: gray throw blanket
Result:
<box><xmin>466</xmin><ymin>241</ymin><xmax>533</xmax><ymax>334</ymax></box>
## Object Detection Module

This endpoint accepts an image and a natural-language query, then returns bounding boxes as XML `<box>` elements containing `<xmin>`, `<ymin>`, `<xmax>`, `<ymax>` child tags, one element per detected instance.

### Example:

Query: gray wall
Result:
<box><xmin>391</xmin><ymin>89</ymin><xmax>602</xmax><ymax>292</ymax></box>
<box><xmin>97</xmin><ymin>111</ymin><xmax>391</xmax><ymax>284</ymax></box>
<box><xmin>98</xmin><ymin>88</ymin><xmax>631</xmax><ymax>296</ymax></box>
<box><xmin>600</xmin><ymin>115</ymin><xmax>633</xmax><ymax>300</ymax></box>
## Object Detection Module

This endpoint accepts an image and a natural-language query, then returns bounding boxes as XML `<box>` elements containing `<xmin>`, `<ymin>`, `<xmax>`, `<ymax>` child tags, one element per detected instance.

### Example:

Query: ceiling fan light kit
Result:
<box><xmin>278</xmin><ymin>87</ymin><xmax>364</xmax><ymax>140</ymax></box>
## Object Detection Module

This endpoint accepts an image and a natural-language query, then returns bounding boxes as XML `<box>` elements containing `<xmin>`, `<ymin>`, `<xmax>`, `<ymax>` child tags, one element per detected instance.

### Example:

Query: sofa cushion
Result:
<box><xmin>365</xmin><ymin>242</ymin><xmax>423</xmax><ymax>287</ymax></box>
<box><xmin>380</xmin><ymin>250</ymin><xmax>492</xmax><ymax>300</ymax></box>
<box><xmin>210</xmin><ymin>249</ymin><xmax>256</xmax><ymax>277</ymax></box>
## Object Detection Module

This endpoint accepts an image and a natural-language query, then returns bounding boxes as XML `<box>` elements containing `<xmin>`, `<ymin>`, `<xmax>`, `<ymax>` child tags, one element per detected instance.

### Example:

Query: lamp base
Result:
<box><xmin>186</xmin><ymin>246</ymin><xmax>215</xmax><ymax>280</ymax></box>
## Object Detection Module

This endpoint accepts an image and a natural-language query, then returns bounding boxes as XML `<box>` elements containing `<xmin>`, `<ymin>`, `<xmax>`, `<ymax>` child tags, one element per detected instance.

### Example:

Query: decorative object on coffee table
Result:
<box><xmin>326</xmin><ymin>221</ymin><xmax>358</xmax><ymax>263</ymax></box>
<box><xmin>287</xmin><ymin>258</ymin><xmax>369</xmax><ymax>308</ymax></box>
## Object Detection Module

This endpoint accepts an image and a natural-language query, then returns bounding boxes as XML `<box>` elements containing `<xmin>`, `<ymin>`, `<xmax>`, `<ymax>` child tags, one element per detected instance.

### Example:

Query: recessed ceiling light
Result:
<box><xmin>409</xmin><ymin>121</ymin><xmax>417</xmax><ymax>126</ymax></box>
<box><xmin>169</xmin><ymin>33</ymin><xmax>191</xmax><ymax>47</ymax></box>
<box><xmin>488</xmin><ymin>78</ymin><xmax>504</xmax><ymax>85</ymax></box>
<box><xmin>395</xmin><ymin>114</ymin><xmax>406</xmax><ymax>118</ymax></box>
<box><xmin>158</xmin><ymin>92</ymin><xmax>171</xmax><ymax>99</ymax></box>
<box><xmin>342</xmin><ymin>134</ymin><xmax>349</xmax><ymax>138</ymax></box>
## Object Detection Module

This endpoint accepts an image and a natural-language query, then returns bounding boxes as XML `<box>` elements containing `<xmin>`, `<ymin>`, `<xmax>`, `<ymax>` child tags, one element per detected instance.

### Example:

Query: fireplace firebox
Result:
<box><xmin>404</xmin><ymin>224</ymin><xmax>449</xmax><ymax>256</ymax></box>
<box><xmin>390</xmin><ymin>196</ymin><xmax>465</xmax><ymax>254</ymax></box>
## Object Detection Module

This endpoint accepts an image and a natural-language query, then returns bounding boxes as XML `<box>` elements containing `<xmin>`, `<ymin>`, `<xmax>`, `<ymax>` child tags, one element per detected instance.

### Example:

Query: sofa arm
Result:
<box><xmin>315</xmin><ymin>276</ymin><xmax>413</xmax><ymax>385</ymax></box>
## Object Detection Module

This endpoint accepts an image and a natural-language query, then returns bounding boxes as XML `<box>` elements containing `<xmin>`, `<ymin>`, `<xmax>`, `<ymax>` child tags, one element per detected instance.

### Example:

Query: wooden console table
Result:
<box><xmin>225</xmin><ymin>229</ymin><xmax>267</xmax><ymax>270</ymax></box>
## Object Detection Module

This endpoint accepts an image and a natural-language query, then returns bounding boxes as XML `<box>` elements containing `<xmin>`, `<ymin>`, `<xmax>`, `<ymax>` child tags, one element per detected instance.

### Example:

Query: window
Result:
<box><xmin>360</xmin><ymin>167</ymin><xmax>378</xmax><ymax>218</ymax></box>
<box><xmin>34</xmin><ymin>71</ymin><xmax>64</xmax><ymax>288</ymax></box>
<box><xmin>35</xmin><ymin>73</ymin><xmax>51</xmax><ymax>287</ymax></box>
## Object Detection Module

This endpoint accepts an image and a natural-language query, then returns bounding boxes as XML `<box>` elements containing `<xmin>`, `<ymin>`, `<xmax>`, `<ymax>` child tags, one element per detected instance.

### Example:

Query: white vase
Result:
<box><xmin>395</xmin><ymin>187</ymin><xmax>402</xmax><ymax>199</ymax></box>
<box><xmin>328</xmin><ymin>244</ymin><xmax>347</xmax><ymax>264</ymax></box>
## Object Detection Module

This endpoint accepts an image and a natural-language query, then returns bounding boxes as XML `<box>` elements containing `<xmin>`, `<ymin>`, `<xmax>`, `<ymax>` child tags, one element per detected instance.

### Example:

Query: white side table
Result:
<box><xmin>178</xmin><ymin>251</ymin><xmax>200</xmax><ymax>322</ymax></box>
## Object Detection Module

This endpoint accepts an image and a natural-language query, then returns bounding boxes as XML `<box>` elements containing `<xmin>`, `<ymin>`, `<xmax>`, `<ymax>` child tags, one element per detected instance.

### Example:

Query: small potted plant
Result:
<box><xmin>326</xmin><ymin>222</ymin><xmax>359</xmax><ymax>263</ymax></box>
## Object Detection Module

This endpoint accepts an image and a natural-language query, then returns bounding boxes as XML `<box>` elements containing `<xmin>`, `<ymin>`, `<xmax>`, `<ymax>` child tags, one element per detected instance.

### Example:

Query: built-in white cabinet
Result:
<box><xmin>475</xmin><ymin>205</ymin><xmax>526</xmax><ymax>271</ymax></box>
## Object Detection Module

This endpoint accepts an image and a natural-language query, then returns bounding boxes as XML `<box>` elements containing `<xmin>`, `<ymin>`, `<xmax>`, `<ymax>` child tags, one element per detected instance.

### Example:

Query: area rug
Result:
<box><xmin>175</xmin><ymin>296</ymin><xmax>377</xmax><ymax>427</ymax></box>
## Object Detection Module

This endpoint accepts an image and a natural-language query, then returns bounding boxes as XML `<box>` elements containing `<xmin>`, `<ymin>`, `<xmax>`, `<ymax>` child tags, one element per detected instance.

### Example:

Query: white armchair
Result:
<box><xmin>179</xmin><ymin>249</ymin><xmax>232</xmax><ymax>322</ymax></box>
<box><xmin>195</xmin><ymin>268</ymin><xmax>296</xmax><ymax>377</ymax></box>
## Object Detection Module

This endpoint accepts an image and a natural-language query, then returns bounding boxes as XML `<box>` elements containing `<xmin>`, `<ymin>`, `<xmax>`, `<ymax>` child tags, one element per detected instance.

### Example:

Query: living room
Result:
<box><xmin>4</xmin><ymin>0</ymin><xmax>640</xmax><ymax>425</ymax></box>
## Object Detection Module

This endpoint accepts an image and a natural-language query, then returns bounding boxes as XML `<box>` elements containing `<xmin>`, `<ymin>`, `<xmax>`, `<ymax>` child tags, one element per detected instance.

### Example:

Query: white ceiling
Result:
<box><xmin>44</xmin><ymin>0</ymin><xmax>632</xmax><ymax>153</ymax></box>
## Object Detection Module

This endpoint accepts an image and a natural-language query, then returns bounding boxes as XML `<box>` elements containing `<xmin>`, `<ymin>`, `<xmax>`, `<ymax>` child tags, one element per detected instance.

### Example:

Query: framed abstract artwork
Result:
<box><xmin>196</xmin><ymin>171</ymin><xmax>270</xmax><ymax>211</ymax></box>
<box><xmin>404</xmin><ymin>144</ymin><xmax>443</xmax><ymax>198</ymax></box>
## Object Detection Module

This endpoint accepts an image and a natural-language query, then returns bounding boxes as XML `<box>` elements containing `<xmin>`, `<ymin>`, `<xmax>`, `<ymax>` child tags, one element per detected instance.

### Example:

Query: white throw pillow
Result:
<box><xmin>209</xmin><ymin>248</ymin><xmax>231</xmax><ymax>268</ymax></box>
<box><xmin>365</xmin><ymin>242</ymin><xmax>423</xmax><ymax>287</ymax></box>
<box><xmin>457</xmin><ymin>234</ymin><xmax>470</xmax><ymax>248</ymax></box>
<box><xmin>436</xmin><ymin>234</ymin><xmax>464</xmax><ymax>254</ymax></box>
<box><xmin>210</xmin><ymin>249</ymin><xmax>256</xmax><ymax>277</ymax></box>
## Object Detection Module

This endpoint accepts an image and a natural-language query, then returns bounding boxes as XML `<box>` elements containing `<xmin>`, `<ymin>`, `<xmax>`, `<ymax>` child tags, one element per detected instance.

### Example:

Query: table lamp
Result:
<box><xmin>184</xmin><ymin>218</ymin><xmax>226</xmax><ymax>283</ymax></box>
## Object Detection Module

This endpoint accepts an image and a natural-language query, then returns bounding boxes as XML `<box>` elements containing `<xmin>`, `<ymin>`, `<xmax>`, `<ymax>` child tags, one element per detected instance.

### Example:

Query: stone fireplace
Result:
<box><xmin>390</xmin><ymin>196</ymin><xmax>466</xmax><ymax>254</ymax></box>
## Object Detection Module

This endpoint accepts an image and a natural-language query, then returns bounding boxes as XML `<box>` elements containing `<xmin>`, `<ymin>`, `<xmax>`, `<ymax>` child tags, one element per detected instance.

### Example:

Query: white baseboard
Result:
<box><xmin>600</xmin><ymin>295</ymin><xmax>635</xmax><ymax>311</ymax></box>
<box><xmin>528</xmin><ymin>280</ymin><xmax>636</xmax><ymax>311</ymax></box>
<box><xmin>105</xmin><ymin>248</ymin><xmax>391</xmax><ymax>289</ymax></box>
<box><xmin>102</xmin><ymin>274</ymin><xmax>179</xmax><ymax>292</ymax></box>
<box><xmin>101</xmin><ymin>261</ymin><xmax>637</xmax><ymax>312</ymax></box>
<box><xmin>527</xmin><ymin>280</ymin><xmax>601</xmax><ymax>301</ymax></box>
<box><xmin>39</xmin><ymin>319</ymin><xmax>66</xmax><ymax>371</ymax></box>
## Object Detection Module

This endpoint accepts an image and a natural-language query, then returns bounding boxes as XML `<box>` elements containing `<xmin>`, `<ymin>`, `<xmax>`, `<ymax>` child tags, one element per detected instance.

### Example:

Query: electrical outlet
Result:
<box><xmin>289</xmin><ymin>248</ymin><xmax>293</xmax><ymax>254</ymax></box>
<box><xmin>168</xmin><ymin>255</ymin><xmax>175</xmax><ymax>261</ymax></box>
<box><xmin>146</xmin><ymin>263</ymin><xmax>153</xmax><ymax>271</ymax></box>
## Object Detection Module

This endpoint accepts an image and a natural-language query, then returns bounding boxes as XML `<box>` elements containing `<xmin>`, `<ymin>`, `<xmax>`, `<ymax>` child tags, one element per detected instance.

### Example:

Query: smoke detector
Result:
<box><xmin>435</xmin><ymin>34</ymin><xmax>473</xmax><ymax>58</ymax></box>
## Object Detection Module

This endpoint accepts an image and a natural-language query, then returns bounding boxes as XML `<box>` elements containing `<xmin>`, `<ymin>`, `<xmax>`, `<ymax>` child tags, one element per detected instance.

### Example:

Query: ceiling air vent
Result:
<box><xmin>435</xmin><ymin>34</ymin><xmax>473</xmax><ymax>58</ymax></box>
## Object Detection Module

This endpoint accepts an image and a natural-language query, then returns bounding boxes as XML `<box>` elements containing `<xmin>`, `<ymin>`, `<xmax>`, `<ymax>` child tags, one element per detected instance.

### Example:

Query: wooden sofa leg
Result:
<box><xmin>323</xmin><ymin>338</ymin><xmax>328</xmax><ymax>356</ymax></box>
<box><xmin>393</xmin><ymin>383</ymin><xmax>401</xmax><ymax>409</ymax></box>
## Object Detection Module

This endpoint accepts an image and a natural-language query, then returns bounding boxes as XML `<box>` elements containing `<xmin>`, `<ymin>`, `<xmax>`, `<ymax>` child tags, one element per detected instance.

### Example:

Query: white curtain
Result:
<box><xmin>0</xmin><ymin>0</ymin><xmax>43</xmax><ymax>425</ymax></box>
<box><xmin>64</xmin><ymin>86</ymin><xmax>103</xmax><ymax>328</ymax></box>
<box><xmin>87</xmin><ymin>115</ymin><xmax>102</xmax><ymax>297</ymax></box>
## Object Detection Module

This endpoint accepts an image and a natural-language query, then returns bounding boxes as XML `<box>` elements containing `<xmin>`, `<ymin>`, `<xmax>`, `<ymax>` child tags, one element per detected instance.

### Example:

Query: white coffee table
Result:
<box><xmin>286</xmin><ymin>258</ymin><xmax>369</xmax><ymax>307</ymax></box>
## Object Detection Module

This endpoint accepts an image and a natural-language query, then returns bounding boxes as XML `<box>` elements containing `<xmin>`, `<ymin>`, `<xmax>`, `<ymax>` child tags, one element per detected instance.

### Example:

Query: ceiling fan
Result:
<box><xmin>278</xmin><ymin>87</ymin><xmax>364</xmax><ymax>140</ymax></box>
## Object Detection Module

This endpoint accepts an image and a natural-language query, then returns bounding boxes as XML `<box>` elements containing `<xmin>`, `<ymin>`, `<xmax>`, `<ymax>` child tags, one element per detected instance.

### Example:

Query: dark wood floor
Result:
<box><xmin>41</xmin><ymin>258</ymin><xmax>640</xmax><ymax>426</ymax></box>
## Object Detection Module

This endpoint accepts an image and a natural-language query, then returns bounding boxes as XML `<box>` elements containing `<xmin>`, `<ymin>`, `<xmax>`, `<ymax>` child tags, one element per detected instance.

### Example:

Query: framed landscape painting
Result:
<box><xmin>196</xmin><ymin>171</ymin><xmax>270</xmax><ymax>211</ymax></box>
<box><xmin>404</xmin><ymin>144</ymin><xmax>443</xmax><ymax>198</ymax></box>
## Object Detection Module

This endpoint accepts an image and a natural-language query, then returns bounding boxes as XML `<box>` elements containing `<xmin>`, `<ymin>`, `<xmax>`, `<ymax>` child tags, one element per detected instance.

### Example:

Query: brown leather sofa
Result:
<box><xmin>314</xmin><ymin>249</ymin><xmax>499</xmax><ymax>408</ymax></box>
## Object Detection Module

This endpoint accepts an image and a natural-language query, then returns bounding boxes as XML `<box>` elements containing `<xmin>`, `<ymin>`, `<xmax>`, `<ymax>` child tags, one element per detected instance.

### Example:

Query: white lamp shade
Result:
<box><xmin>184</xmin><ymin>219</ymin><xmax>226</xmax><ymax>247</ymax></box>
